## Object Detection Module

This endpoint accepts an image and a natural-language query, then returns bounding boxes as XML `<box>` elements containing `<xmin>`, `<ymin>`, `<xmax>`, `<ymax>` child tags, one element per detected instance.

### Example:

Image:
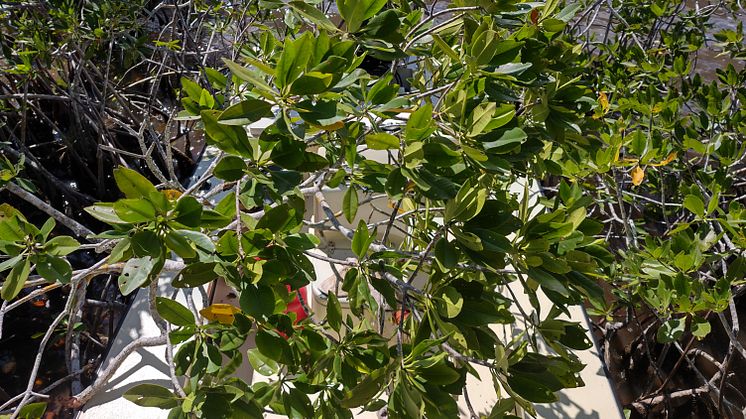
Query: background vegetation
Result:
<box><xmin>0</xmin><ymin>0</ymin><xmax>744</xmax><ymax>418</ymax></box>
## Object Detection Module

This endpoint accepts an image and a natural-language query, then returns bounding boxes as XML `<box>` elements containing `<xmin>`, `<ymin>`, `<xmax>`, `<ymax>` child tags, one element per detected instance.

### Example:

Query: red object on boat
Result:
<box><xmin>285</xmin><ymin>285</ymin><xmax>308</xmax><ymax>323</ymax></box>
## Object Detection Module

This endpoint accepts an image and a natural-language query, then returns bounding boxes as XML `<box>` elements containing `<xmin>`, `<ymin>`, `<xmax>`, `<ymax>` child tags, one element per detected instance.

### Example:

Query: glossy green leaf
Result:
<box><xmin>288</xmin><ymin>1</ymin><xmax>337</xmax><ymax>32</ymax></box>
<box><xmin>656</xmin><ymin>317</ymin><xmax>687</xmax><ymax>343</ymax></box>
<box><xmin>247</xmin><ymin>348</ymin><xmax>280</xmax><ymax>376</ymax></box>
<box><xmin>16</xmin><ymin>401</ymin><xmax>47</xmax><ymax>419</ymax></box>
<box><xmin>218</xmin><ymin>99</ymin><xmax>273</xmax><ymax>126</ymax></box>
<box><xmin>343</xmin><ymin>186</ymin><xmax>359</xmax><ymax>223</ymax></box>
<box><xmin>327</xmin><ymin>292</ymin><xmax>342</xmax><ymax>332</ymax></box>
<box><xmin>43</xmin><ymin>235</ymin><xmax>80</xmax><ymax>256</ymax></box>
<box><xmin>276</xmin><ymin>33</ymin><xmax>313</xmax><ymax>90</ymax></box>
<box><xmin>365</xmin><ymin>132</ymin><xmax>400</xmax><ymax>150</ymax></box>
<box><xmin>1</xmin><ymin>257</ymin><xmax>30</xmax><ymax>300</ymax></box>
<box><xmin>683</xmin><ymin>194</ymin><xmax>705</xmax><ymax>218</ymax></box>
<box><xmin>84</xmin><ymin>204</ymin><xmax>126</xmax><ymax>225</ymax></box>
<box><xmin>173</xmin><ymin>262</ymin><xmax>216</xmax><ymax>288</ymax></box>
<box><xmin>444</xmin><ymin>180</ymin><xmax>487</xmax><ymax>222</ymax></box>
<box><xmin>114</xmin><ymin>199</ymin><xmax>157</xmax><ymax>223</ymax></box>
<box><xmin>352</xmin><ymin>220</ymin><xmax>372</xmax><ymax>258</ymax></box>
<box><xmin>336</xmin><ymin>0</ymin><xmax>387</xmax><ymax>33</ymax></box>
<box><xmin>113</xmin><ymin>167</ymin><xmax>158</xmax><ymax>199</ymax></box>
<box><xmin>35</xmin><ymin>254</ymin><xmax>72</xmax><ymax>284</ymax></box>
<box><xmin>240</xmin><ymin>284</ymin><xmax>276</xmax><ymax>319</ymax></box>
<box><xmin>290</xmin><ymin>72</ymin><xmax>334</xmax><ymax>95</ymax></box>
<box><xmin>173</xmin><ymin>197</ymin><xmax>203</xmax><ymax>228</ymax></box>
<box><xmin>119</xmin><ymin>256</ymin><xmax>156</xmax><ymax>296</ymax></box>
<box><xmin>156</xmin><ymin>296</ymin><xmax>195</xmax><ymax>326</ymax></box>
<box><xmin>123</xmin><ymin>384</ymin><xmax>178</xmax><ymax>409</ymax></box>
<box><xmin>165</xmin><ymin>230</ymin><xmax>196</xmax><ymax>258</ymax></box>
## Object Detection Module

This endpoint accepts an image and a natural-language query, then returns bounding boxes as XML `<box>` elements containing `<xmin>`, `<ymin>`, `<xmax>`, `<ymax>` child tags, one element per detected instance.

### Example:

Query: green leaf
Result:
<box><xmin>276</xmin><ymin>33</ymin><xmax>313</xmax><ymax>90</ymax></box>
<box><xmin>39</xmin><ymin>218</ymin><xmax>55</xmax><ymax>241</ymax></box>
<box><xmin>247</xmin><ymin>348</ymin><xmax>280</xmax><ymax>376</ymax></box>
<box><xmin>360</xmin><ymin>9</ymin><xmax>403</xmax><ymax>43</ymax></box>
<box><xmin>256</xmin><ymin>204</ymin><xmax>296</xmax><ymax>234</ymax></box>
<box><xmin>418</xmin><ymin>362</ymin><xmax>460</xmax><ymax>385</ymax></box>
<box><xmin>656</xmin><ymin>317</ymin><xmax>687</xmax><ymax>343</ymax></box>
<box><xmin>492</xmin><ymin>62</ymin><xmax>532</xmax><ymax>75</ymax></box>
<box><xmin>113</xmin><ymin>167</ymin><xmax>158</xmax><ymax>199</ymax></box>
<box><xmin>451</xmin><ymin>226</ymin><xmax>483</xmax><ymax>251</ymax></box>
<box><xmin>123</xmin><ymin>384</ymin><xmax>178</xmax><ymax>409</ymax></box>
<box><xmin>131</xmin><ymin>230</ymin><xmax>162</xmax><ymax>258</ymax></box>
<box><xmin>295</xmin><ymin>99</ymin><xmax>344</xmax><ymax>127</ymax></box>
<box><xmin>200</xmin><ymin>110</ymin><xmax>253</xmax><ymax>157</ymax></box>
<box><xmin>541</xmin><ymin>18</ymin><xmax>566</xmax><ymax>33</ymax></box>
<box><xmin>35</xmin><ymin>254</ymin><xmax>72</xmax><ymax>284</ymax></box>
<box><xmin>470</xmin><ymin>228</ymin><xmax>512</xmax><ymax>253</ymax></box>
<box><xmin>527</xmin><ymin>268</ymin><xmax>569</xmax><ymax>297</ymax></box>
<box><xmin>691</xmin><ymin>316</ymin><xmax>711</xmax><ymax>340</ymax></box>
<box><xmin>0</xmin><ymin>254</ymin><xmax>22</xmax><ymax>273</ymax></box>
<box><xmin>434</xmin><ymin>238</ymin><xmax>458</xmax><ymax>270</ymax></box>
<box><xmin>507</xmin><ymin>374</ymin><xmax>558</xmax><ymax>403</ymax></box>
<box><xmin>556</xmin><ymin>3</ymin><xmax>582</xmax><ymax>21</ymax></box>
<box><xmin>444</xmin><ymin>180</ymin><xmax>487</xmax><ymax>222</ymax></box>
<box><xmin>283</xmin><ymin>233</ymin><xmax>321</xmax><ymax>250</ymax></box>
<box><xmin>218</xmin><ymin>99</ymin><xmax>273</xmax><ymax>126</ymax></box>
<box><xmin>405</xmin><ymin>103</ymin><xmax>434</xmax><ymax>141</ymax></box>
<box><xmin>165</xmin><ymin>230</ymin><xmax>196</xmax><ymax>259</ymax></box>
<box><xmin>341</xmin><ymin>368</ymin><xmax>386</xmax><ymax>408</ymax></box>
<box><xmin>222</xmin><ymin>59</ymin><xmax>274</xmax><ymax>94</ymax></box>
<box><xmin>43</xmin><ymin>235</ymin><xmax>80</xmax><ymax>256</ymax></box>
<box><xmin>288</xmin><ymin>1</ymin><xmax>337</xmax><ymax>32</ymax></box>
<box><xmin>255</xmin><ymin>329</ymin><xmax>287</xmax><ymax>362</ymax></box>
<box><xmin>173</xmin><ymin>197</ymin><xmax>203</xmax><ymax>228</ymax></box>
<box><xmin>16</xmin><ymin>401</ymin><xmax>47</xmax><ymax>419</ymax></box>
<box><xmin>336</xmin><ymin>0</ymin><xmax>387</xmax><ymax>33</ymax></box>
<box><xmin>327</xmin><ymin>292</ymin><xmax>342</xmax><ymax>332</ymax></box>
<box><xmin>683</xmin><ymin>194</ymin><xmax>705</xmax><ymax>218</ymax></box>
<box><xmin>290</xmin><ymin>72</ymin><xmax>334</xmax><ymax>95</ymax></box>
<box><xmin>114</xmin><ymin>199</ymin><xmax>157</xmax><ymax>223</ymax></box>
<box><xmin>156</xmin><ymin>297</ymin><xmax>195</xmax><ymax>326</ymax></box>
<box><xmin>1</xmin><ymin>257</ymin><xmax>30</xmax><ymax>300</ymax></box>
<box><xmin>489</xmin><ymin>103</ymin><xmax>517</xmax><ymax>131</ymax></box>
<box><xmin>352</xmin><ymin>220</ymin><xmax>372</xmax><ymax>258</ymax></box>
<box><xmin>119</xmin><ymin>256</ymin><xmax>156</xmax><ymax>296</ymax></box>
<box><xmin>343</xmin><ymin>186</ymin><xmax>359</xmax><ymax>223</ymax></box>
<box><xmin>440</xmin><ymin>286</ymin><xmax>463</xmax><ymax>318</ymax></box>
<box><xmin>0</xmin><ymin>214</ymin><xmax>26</xmax><ymax>242</ymax></box>
<box><xmin>365</xmin><ymin>132</ymin><xmax>400</xmax><ymax>150</ymax></box>
<box><xmin>173</xmin><ymin>262</ymin><xmax>216</xmax><ymax>288</ymax></box>
<box><xmin>107</xmin><ymin>238</ymin><xmax>131</xmax><ymax>263</ymax></box>
<box><xmin>468</xmin><ymin>102</ymin><xmax>497</xmax><ymax>136</ymax></box>
<box><xmin>483</xmin><ymin>127</ymin><xmax>528</xmax><ymax>152</ymax></box>
<box><xmin>240</xmin><ymin>284</ymin><xmax>276</xmax><ymax>319</ymax></box>
<box><xmin>84</xmin><ymin>204</ymin><xmax>126</xmax><ymax>224</ymax></box>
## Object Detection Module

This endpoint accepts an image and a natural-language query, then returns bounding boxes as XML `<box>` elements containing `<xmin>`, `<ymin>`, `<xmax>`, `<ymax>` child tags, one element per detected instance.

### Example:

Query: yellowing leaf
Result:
<box><xmin>318</xmin><ymin>120</ymin><xmax>345</xmax><ymax>131</ymax></box>
<box><xmin>650</xmin><ymin>152</ymin><xmax>677</xmax><ymax>167</ymax></box>
<box><xmin>162</xmin><ymin>189</ymin><xmax>183</xmax><ymax>200</ymax></box>
<box><xmin>599</xmin><ymin>91</ymin><xmax>609</xmax><ymax>114</ymax></box>
<box><xmin>630</xmin><ymin>165</ymin><xmax>645</xmax><ymax>186</ymax></box>
<box><xmin>200</xmin><ymin>303</ymin><xmax>241</xmax><ymax>324</ymax></box>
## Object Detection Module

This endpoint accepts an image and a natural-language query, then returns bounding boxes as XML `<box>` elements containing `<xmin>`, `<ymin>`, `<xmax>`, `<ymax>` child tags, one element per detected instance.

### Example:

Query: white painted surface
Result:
<box><xmin>78</xmin><ymin>280</ymin><xmax>207</xmax><ymax>419</ymax></box>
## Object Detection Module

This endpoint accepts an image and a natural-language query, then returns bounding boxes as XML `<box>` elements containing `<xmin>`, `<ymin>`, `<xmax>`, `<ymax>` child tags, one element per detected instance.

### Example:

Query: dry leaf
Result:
<box><xmin>200</xmin><ymin>303</ymin><xmax>241</xmax><ymax>325</ymax></box>
<box><xmin>631</xmin><ymin>165</ymin><xmax>645</xmax><ymax>186</ymax></box>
